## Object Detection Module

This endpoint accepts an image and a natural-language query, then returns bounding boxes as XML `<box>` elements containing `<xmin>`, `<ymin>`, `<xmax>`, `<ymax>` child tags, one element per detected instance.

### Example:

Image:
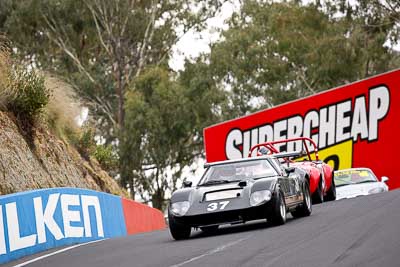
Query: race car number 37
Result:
<box><xmin>207</xmin><ymin>201</ymin><xmax>230</xmax><ymax>211</ymax></box>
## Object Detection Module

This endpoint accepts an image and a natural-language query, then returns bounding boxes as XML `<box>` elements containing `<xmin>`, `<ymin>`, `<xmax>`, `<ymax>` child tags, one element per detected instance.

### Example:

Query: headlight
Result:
<box><xmin>368</xmin><ymin>187</ymin><xmax>384</xmax><ymax>194</ymax></box>
<box><xmin>170</xmin><ymin>201</ymin><xmax>190</xmax><ymax>216</ymax></box>
<box><xmin>250</xmin><ymin>190</ymin><xmax>272</xmax><ymax>206</ymax></box>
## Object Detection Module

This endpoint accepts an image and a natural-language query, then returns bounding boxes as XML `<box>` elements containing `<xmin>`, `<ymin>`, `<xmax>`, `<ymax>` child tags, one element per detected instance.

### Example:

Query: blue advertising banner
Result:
<box><xmin>0</xmin><ymin>188</ymin><xmax>127</xmax><ymax>264</ymax></box>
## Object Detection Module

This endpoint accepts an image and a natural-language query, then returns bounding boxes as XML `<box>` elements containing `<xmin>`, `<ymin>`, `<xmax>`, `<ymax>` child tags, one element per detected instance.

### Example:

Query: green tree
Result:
<box><xmin>2</xmin><ymin>0</ymin><xmax>227</xmax><ymax>142</ymax></box>
<box><xmin>326</xmin><ymin>0</ymin><xmax>400</xmax><ymax>75</ymax></box>
<box><xmin>195</xmin><ymin>0</ymin><xmax>399</xmax><ymax>118</ymax></box>
<box><xmin>123</xmin><ymin>67</ymin><xmax>188</xmax><ymax>208</ymax></box>
<box><xmin>0</xmin><ymin>0</ymin><xmax>229</xmax><ymax>201</ymax></box>
<box><xmin>121</xmin><ymin>57</ymin><xmax>227</xmax><ymax>206</ymax></box>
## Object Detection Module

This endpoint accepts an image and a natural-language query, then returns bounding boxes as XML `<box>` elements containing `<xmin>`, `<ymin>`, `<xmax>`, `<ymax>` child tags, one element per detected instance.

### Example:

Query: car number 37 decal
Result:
<box><xmin>207</xmin><ymin>201</ymin><xmax>230</xmax><ymax>212</ymax></box>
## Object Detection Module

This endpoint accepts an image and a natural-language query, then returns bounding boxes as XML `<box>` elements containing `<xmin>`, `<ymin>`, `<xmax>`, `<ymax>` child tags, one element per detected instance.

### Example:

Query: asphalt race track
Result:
<box><xmin>6</xmin><ymin>189</ymin><xmax>400</xmax><ymax>267</ymax></box>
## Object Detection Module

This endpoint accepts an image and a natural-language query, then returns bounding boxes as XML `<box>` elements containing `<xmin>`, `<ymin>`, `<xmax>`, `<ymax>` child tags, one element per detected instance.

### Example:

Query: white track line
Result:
<box><xmin>169</xmin><ymin>235</ymin><xmax>251</xmax><ymax>267</ymax></box>
<box><xmin>11</xmin><ymin>239</ymin><xmax>108</xmax><ymax>267</ymax></box>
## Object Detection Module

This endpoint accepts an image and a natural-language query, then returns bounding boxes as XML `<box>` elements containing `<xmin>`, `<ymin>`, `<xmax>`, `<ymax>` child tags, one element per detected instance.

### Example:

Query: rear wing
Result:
<box><xmin>248</xmin><ymin>137</ymin><xmax>319</xmax><ymax>161</ymax></box>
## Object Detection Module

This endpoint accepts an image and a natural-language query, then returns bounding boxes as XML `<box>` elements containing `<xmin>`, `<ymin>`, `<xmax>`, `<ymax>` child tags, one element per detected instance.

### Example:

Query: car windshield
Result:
<box><xmin>199</xmin><ymin>160</ymin><xmax>278</xmax><ymax>186</ymax></box>
<box><xmin>335</xmin><ymin>169</ymin><xmax>377</xmax><ymax>187</ymax></box>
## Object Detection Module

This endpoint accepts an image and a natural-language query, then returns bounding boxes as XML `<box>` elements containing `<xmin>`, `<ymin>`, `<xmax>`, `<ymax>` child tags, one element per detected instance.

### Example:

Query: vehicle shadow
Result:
<box><xmin>189</xmin><ymin>216</ymin><xmax>296</xmax><ymax>240</ymax></box>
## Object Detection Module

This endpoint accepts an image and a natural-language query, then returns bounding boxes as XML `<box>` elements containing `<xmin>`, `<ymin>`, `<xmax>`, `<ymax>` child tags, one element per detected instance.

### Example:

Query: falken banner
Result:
<box><xmin>0</xmin><ymin>188</ymin><xmax>165</xmax><ymax>264</ymax></box>
<box><xmin>0</xmin><ymin>188</ymin><xmax>126</xmax><ymax>264</ymax></box>
<box><xmin>204</xmin><ymin>69</ymin><xmax>400</xmax><ymax>189</ymax></box>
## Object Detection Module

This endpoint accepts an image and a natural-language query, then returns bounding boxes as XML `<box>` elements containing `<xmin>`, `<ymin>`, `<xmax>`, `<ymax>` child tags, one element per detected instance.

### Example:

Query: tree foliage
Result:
<box><xmin>196</xmin><ymin>0</ymin><xmax>400</xmax><ymax>118</ymax></box>
<box><xmin>2</xmin><ymin>0</ymin><xmax>227</xmax><ymax>142</ymax></box>
<box><xmin>0</xmin><ymin>0</ymin><xmax>229</xmax><ymax>204</ymax></box>
<box><xmin>122</xmin><ymin>66</ymin><xmax>225</xmax><ymax>209</ymax></box>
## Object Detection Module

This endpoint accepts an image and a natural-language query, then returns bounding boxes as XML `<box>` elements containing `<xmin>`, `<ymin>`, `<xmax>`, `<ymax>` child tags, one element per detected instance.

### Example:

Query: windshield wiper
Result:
<box><xmin>201</xmin><ymin>180</ymin><xmax>231</xmax><ymax>186</ymax></box>
<box><xmin>253</xmin><ymin>175</ymin><xmax>275</xmax><ymax>180</ymax></box>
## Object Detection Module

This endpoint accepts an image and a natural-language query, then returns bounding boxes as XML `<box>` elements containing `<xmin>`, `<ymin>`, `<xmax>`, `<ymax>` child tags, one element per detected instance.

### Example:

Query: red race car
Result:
<box><xmin>249</xmin><ymin>137</ymin><xmax>336</xmax><ymax>203</ymax></box>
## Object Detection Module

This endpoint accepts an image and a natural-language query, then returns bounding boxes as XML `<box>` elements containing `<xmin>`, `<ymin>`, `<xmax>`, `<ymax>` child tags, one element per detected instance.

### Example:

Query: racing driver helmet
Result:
<box><xmin>257</xmin><ymin>146</ymin><xmax>269</xmax><ymax>156</ymax></box>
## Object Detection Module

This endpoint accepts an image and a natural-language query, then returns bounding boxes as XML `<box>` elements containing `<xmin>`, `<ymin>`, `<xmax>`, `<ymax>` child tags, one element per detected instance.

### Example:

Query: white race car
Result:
<box><xmin>334</xmin><ymin>168</ymin><xmax>389</xmax><ymax>200</ymax></box>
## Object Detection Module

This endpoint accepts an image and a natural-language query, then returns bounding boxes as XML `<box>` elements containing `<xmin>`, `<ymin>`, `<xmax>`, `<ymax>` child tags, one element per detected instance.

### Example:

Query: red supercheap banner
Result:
<box><xmin>204</xmin><ymin>69</ymin><xmax>400</xmax><ymax>189</ymax></box>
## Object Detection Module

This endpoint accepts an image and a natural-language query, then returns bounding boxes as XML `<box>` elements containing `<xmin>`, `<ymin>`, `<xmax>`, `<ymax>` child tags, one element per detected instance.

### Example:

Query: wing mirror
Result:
<box><xmin>183</xmin><ymin>180</ymin><xmax>192</xmax><ymax>188</ymax></box>
<box><xmin>381</xmin><ymin>176</ymin><xmax>389</xmax><ymax>183</ymax></box>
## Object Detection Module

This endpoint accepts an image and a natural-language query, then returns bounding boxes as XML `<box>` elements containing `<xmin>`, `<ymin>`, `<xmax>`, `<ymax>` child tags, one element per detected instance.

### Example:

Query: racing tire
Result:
<box><xmin>268</xmin><ymin>190</ymin><xmax>286</xmax><ymax>226</ymax></box>
<box><xmin>291</xmin><ymin>181</ymin><xmax>312</xmax><ymax>218</ymax></box>
<box><xmin>324</xmin><ymin>172</ymin><xmax>336</xmax><ymax>202</ymax></box>
<box><xmin>312</xmin><ymin>178</ymin><xmax>324</xmax><ymax>204</ymax></box>
<box><xmin>168</xmin><ymin>213</ymin><xmax>191</xmax><ymax>240</ymax></box>
<box><xmin>200</xmin><ymin>225</ymin><xmax>219</xmax><ymax>233</ymax></box>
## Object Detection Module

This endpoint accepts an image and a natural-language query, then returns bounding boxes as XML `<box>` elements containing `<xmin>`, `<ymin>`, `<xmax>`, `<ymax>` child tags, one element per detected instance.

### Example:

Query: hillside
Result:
<box><xmin>0</xmin><ymin>110</ymin><xmax>127</xmax><ymax>197</ymax></box>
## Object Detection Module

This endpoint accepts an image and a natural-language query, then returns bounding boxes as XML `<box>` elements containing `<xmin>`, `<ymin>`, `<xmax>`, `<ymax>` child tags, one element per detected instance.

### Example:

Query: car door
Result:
<box><xmin>279</xmin><ymin>172</ymin><xmax>291</xmax><ymax>202</ymax></box>
<box><xmin>276</xmin><ymin>161</ymin><xmax>302</xmax><ymax>206</ymax></box>
<box><xmin>271</xmin><ymin>158</ymin><xmax>295</xmax><ymax>205</ymax></box>
<box><xmin>282</xmin><ymin>169</ymin><xmax>300</xmax><ymax>206</ymax></box>
<box><xmin>287</xmin><ymin>169</ymin><xmax>303</xmax><ymax>205</ymax></box>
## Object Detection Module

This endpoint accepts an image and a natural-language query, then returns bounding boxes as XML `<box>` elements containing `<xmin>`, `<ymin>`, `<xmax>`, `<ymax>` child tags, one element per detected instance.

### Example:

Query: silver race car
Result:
<box><xmin>334</xmin><ymin>168</ymin><xmax>389</xmax><ymax>200</ymax></box>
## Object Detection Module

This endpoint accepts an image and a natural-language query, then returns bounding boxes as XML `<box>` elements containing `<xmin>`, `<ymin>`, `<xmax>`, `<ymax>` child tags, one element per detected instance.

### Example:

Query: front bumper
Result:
<box><xmin>172</xmin><ymin>202</ymin><xmax>273</xmax><ymax>227</ymax></box>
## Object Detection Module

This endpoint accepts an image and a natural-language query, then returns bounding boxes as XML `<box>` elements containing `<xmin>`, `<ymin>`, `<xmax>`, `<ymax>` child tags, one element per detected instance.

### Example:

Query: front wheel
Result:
<box><xmin>268</xmin><ymin>190</ymin><xmax>286</xmax><ymax>226</ymax></box>
<box><xmin>291</xmin><ymin>181</ymin><xmax>312</xmax><ymax>218</ymax></box>
<box><xmin>168</xmin><ymin>212</ymin><xmax>191</xmax><ymax>240</ymax></box>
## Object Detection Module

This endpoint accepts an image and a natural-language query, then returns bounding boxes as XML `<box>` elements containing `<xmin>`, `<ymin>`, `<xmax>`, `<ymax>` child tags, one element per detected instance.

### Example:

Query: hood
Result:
<box><xmin>188</xmin><ymin>180</ymin><xmax>256</xmax><ymax>204</ymax></box>
<box><xmin>171</xmin><ymin>177</ymin><xmax>277</xmax><ymax>207</ymax></box>
<box><xmin>336</xmin><ymin>182</ymin><xmax>388</xmax><ymax>200</ymax></box>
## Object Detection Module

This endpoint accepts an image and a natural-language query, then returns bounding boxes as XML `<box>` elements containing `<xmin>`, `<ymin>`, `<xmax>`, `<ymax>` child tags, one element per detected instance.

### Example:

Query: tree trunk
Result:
<box><xmin>115</xmin><ymin>67</ymin><xmax>125</xmax><ymax>130</ymax></box>
<box><xmin>152</xmin><ymin>189</ymin><xmax>164</xmax><ymax>211</ymax></box>
<box><xmin>130</xmin><ymin>177</ymin><xmax>135</xmax><ymax>200</ymax></box>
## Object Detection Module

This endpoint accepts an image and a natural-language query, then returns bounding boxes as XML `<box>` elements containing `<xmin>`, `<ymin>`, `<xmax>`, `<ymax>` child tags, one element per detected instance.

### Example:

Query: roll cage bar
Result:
<box><xmin>248</xmin><ymin>137</ymin><xmax>319</xmax><ymax>161</ymax></box>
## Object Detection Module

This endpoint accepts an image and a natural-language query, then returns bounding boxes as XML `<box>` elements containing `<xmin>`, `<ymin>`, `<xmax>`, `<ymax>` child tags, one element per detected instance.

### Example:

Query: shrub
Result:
<box><xmin>0</xmin><ymin>36</ymin><xmax>50</xmax><ymax>118</ymax></box>
<box><xmin>93</xmin><ymin>144</ymin><xmax>118</xmax><ymax>172</ymax></box>
<box><xmin>72</xmin><ymin>125</ymin><xmax>97</xmax><ymax>160</ymax></box>
<box><xmin>8</xmin><ymin>67</ymin><xmax>50</xmax><ymax>118</ymax></box>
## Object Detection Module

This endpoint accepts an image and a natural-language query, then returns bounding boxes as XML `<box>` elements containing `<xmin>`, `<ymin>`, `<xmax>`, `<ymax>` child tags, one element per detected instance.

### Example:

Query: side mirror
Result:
<box><xmin>238</xmin><ymin>180</ymin><xmax>247</xmax><ymax>187</ymax></box>
<box><xmin>183</xmin><ymin>180</ymin><xmax>192</xmax><ymax>188</ymax></box>
<box><xmin>286</xmin><ymin>167</ymin><xmax>295</xmax><ymax>173</ymax></box>
<box><xmin>381</xmin><ymin>176</ymin><xmax>389</xmax><ymax>183</ymax></box>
